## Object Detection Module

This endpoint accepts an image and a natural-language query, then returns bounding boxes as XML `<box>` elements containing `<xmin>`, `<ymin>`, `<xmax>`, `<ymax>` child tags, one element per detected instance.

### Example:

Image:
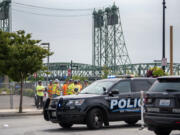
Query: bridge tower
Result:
<box><xmin>0</xmin><ymin>0</ymin><xmax>11</xmax><ymax>32</ymax></box>
<box><xmin>0</xmin><ymin>0</ymin><xmax>11</xmax><ymax>83</ymax></box>
<box><xmin>92</xmin><ymin>5</ymin><xmax>131</xmax><ymax>74</ymax></box>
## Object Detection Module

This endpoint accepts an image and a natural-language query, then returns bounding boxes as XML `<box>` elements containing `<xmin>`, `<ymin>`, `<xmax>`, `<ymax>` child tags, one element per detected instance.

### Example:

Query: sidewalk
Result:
<box><xmin>0</xmin><ymin>108</ymin><xmax>43</xmax><ymax>117</ymax></box>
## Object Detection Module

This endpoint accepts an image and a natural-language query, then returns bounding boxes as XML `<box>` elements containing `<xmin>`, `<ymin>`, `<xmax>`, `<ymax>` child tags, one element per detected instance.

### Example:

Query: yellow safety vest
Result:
<box><xmin>73</xmin><ymin>85</ymin><xmax>81</xmax><ymax>94</ymax></box>
<box><xmin>36</xmin><ymin>85</ymin><xmax>44</xmax><ymax>96</ymax></box>
<box><xmin>52</xmin><ymin>84</ymin><xmax>60</xmax><ymax>95</ymax></box>
<box><xmin>67</xmin><ymin>83</ymin><xmax>74</xmax><ymax>95</ymax></box>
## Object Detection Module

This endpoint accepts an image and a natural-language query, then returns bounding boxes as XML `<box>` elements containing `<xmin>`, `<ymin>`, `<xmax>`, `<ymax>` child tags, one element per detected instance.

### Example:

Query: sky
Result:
<box><xmin>11</xmin><ymin>0</ymin><xmax>180</xmax><ymax>65</ymax></box>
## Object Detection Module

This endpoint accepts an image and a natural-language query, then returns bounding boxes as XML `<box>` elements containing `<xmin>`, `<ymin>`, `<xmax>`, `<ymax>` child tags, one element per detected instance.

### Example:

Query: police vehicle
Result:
<box><xmin>144</xmin><ymin>76</ymin><xmax>180</xmax><ymax>135</ymax></box>
<box><xmin>44</xmin><ymin>76</ymin><xmax>155</xmax><ymax>129</ymax></box>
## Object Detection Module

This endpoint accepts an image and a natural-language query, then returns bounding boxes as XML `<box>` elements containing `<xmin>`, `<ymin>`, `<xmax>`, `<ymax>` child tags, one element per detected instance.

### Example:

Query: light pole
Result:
<box><xmin>162</xmin><ymin>0</ymin><xmax>166</xmax><ymax>71</ymax></box>
<box><xmin>41</xmin><ymin>42</ymin><xmax>50</xmax><ymax>85</ymax></box>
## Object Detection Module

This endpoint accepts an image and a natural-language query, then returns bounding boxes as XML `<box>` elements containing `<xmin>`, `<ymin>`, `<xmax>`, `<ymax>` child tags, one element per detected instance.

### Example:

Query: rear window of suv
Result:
<box><xmin>149</xmin><ymin>78</ymin><xmax>180</xmax><ymax>92</ymax></box>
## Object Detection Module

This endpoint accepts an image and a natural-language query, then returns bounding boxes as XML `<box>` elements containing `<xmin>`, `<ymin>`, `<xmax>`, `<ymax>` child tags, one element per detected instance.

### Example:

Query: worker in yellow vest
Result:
<box><xmin>47</xmin><ymin>80</ymin><xmax>53</xmax><ymax>99</ymax></box>
<box><xmin>67</xmin><ymin>79</ymin><xmax>74</xmax><ymax>95</ymax></box>
<box><xmin>36</xmin><ymin>81</ymin><xmax>45</xmax><ymax>109</ymax></box>
<box><xmin>73</xmin><ymin>80</ymin><xmax>81</xmax><ymax>94</ymax></box>
<box><xmin>52</xmin><ymin>79</ymin><xmax>60</xmax><ymax>98</ymax></box>
<box><xmin>77</xmin><ymin>80</ymin><xmax>83</xmax><ymax>91</ymax></box>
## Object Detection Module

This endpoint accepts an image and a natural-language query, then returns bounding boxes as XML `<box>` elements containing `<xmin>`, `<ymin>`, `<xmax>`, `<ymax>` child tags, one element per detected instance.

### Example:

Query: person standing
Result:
<box><xmin>73</xmin><ymin>80</ymin><xmax>81</xmax><ymax>94</ymax></box>
<box><xmin>52</xmin><ymin>79</ymin><xmax>60</xmax><ymax>98</ymax></box>
<box><xmin>67</xmin><ymin>79</ymin><xmax>74</xmax><ymax>95</ymax></box>
<box><xmin>36</xmin><ymin>81</ymin><xmax>45</xmax><ymax>109</ymax></box>
<box><xmin>62</xmin><ymin>80</ymin><xmax>69</xmax><ymax>96</ymax></box>
<box><xmin>47</xmin><ymin>80</ymin><xmax>53</xmax><ymax>99</ymax></box>
<box><xmin>77</xmin><ymin>80</ymin><xmax>83</xmax><ymax>91</ymax></box>
<box><xmin>83</xmin><ymin>80</ymin><xmax>89</xmax><ymax>89</ymax></box>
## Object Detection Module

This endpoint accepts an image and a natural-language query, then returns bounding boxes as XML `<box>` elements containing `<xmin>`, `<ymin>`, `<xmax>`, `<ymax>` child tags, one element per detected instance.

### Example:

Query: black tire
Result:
<box><xmin>86</xmin><ymin>108</ymin><xmax>103</xmax><ymax>129</ymax></box>
<box><xmin>124</xmin><ymin>119</ymin><xmax>138</xmax><ymax>125</ymax></box>
<box><xmin>154</xmin><ymin>128</ymin><xmax>171</xmax><ymax>135</ymax></box>
<box><xmin>59</xmin><ymin>122</ymin><xmax>73</xmax><ymax>129</ymax></box>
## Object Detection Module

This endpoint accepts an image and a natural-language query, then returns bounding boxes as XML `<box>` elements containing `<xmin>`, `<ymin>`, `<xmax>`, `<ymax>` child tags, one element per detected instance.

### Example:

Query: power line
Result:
<box><xmin>13</xmin><ymin>2</ymin><xmax>94</xmax><ymax>11</ymax></box>
<box><xmin>13</xmin><ymin>8</ymin><xmax>91</xmax><ymax>17</ymax></box>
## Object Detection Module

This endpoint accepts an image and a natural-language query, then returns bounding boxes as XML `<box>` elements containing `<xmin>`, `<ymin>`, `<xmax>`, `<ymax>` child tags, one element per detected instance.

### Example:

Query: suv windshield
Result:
<box><xmin>149</xmin><ymin>79</ymin><xmax>180</xmax><ymax>92</ymax></box>
<box><xmin>80</xmin><ymin>81</ymin><xmax>114</xmax><ymax>95</ymax></box>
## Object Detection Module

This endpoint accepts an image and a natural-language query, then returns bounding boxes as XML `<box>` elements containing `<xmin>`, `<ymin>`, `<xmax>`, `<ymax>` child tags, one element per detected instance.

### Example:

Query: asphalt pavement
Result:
<box><xmin>0</xmin><ymin>115</ymin><xmax>180</xmax><ymax>135</ymax></box>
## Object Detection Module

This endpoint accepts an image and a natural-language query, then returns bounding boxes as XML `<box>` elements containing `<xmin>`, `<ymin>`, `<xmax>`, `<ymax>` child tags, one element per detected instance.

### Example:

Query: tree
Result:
<box><xmin>102</xmin><ymin>65</ymin><xmax>109</xmax><ymax>79</ymax></box>
<box><xmin>0</xmin><ymin>30</ymin><xmax>53</xmax><ymax>113</ymax></box>
<box><xmin>146</xmin><ymin>67</ymin><xmax>165</xmax><ymax>77</ymax></box>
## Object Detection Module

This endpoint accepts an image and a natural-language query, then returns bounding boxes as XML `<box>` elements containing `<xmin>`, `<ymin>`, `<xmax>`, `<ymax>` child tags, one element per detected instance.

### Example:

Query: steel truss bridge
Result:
<box><xmin>42</xmin><ymin>62</ymin><xmax>180</xmax><ymax>80</ymax></box>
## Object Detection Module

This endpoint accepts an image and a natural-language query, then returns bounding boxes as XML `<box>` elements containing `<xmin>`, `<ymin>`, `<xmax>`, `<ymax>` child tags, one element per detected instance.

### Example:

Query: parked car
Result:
<box><xmin>43</xmin><ymin>76</ymin><xmax>155</xmax><ymax>129</ymax></box>
<box><xmin>144</xmin><ymin>76</ymin><xmax>180</xmax><ymax>135</ymax></box>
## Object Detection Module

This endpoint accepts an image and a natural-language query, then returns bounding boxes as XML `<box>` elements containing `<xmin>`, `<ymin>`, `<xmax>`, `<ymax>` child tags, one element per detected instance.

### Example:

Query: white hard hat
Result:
<box><xmin>55</xmin><ymin>79</ymin><xmax>59</xmax><ymax>82</ymax></box>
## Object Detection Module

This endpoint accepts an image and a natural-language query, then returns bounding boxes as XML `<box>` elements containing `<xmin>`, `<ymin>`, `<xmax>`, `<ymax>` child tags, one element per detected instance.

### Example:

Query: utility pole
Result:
<box><xmin>70</xmin><ymin>60</ymin><xmax>73</xmax><ymax>79</ymax></box>
<box><xmin>170</xmin><ymin>26</ymin><xmax>173</xmax><ymax>75</ymax></box>
<box><xmin>41</xmin><ymin>42</ymin><xmax>50</xmax><ymax>85</ymax></box>
<box><xmin>162</xmin><ymin>0</ymin><xmax>166</xmax><ymax>71</ymax></box>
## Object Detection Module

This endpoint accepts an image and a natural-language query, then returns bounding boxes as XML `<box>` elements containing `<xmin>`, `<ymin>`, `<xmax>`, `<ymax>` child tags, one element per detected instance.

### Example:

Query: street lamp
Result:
<box><xmin>41</xmin><ymin>42</ymin><xmax>50</xmax><ymax>85</ymax></box>
<box><xmin>162</xmin><ymin>0</ymin><xmax>166</xmax><ymax>71</ymax></box>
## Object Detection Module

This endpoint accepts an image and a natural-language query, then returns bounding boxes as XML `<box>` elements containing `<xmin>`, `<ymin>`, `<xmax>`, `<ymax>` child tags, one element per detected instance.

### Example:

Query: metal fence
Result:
<box><xmin>0</xmin><ymin>82</ymin><xmax>36</xmax><ymax>109</ymax></box>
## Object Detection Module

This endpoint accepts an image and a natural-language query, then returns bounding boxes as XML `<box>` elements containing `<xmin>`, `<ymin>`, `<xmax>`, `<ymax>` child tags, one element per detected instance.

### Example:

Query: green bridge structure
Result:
<box><xmin>44</xmin><ymin>62</ymin><xmax>180</xmax><ymax>80</ymax></box>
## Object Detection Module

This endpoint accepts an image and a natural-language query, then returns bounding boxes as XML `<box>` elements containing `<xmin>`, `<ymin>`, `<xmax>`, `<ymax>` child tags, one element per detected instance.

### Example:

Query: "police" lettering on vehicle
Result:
<box><xmin>110</xmin><ymin>98</ymin><xmax>141</xmax><ymax>110</ymax></box>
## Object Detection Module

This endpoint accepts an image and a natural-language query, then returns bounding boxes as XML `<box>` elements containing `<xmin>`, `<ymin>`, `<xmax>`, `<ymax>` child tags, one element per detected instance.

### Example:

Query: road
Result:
<box><xmin>0</xmin><ymin>116</ymin><xmax>180</xmax><ymax>135</ymax></box>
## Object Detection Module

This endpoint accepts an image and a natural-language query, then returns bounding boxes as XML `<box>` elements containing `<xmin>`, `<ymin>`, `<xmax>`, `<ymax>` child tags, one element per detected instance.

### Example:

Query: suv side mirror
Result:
<box><xmin>110</xmin><ymin>90</ymin><xmax>119</xmax><ymax>95</ymax></box>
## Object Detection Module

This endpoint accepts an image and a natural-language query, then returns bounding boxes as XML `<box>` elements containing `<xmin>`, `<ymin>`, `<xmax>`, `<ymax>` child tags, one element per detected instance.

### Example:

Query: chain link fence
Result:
<box><xmin>0</xmin><ymin>82</ymin><xmax>36</xmax><ymax>109</ymax></box>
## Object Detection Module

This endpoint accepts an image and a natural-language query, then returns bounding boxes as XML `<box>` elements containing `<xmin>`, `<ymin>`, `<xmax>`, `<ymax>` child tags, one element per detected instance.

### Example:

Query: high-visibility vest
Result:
<box><xmin>48</xmin><ymin>84</ymin><xmax>53</xmax><ymax>97</ymax></box>
<box><xmin>36</xmin><ymin>85</ymin><xmax>44</xmax><ymax>97</ymax></box>
<box><xmin>67</xmin><ymin>83</ymin><xmax>74</xmax><ymax>95</ymax></box>
<box><xmin>78</xmin><ymin>84</ymin><xmax>83</xmax><ymax>91</ymax></box>
<box><xmin>73</xmin><ymin>85</ymin><xmax>81</xmax><ymax>94</ymax></box>
<box><xmin>62</xmin><ymin>84</ymin><xmax>68</xmax><ymax>96</ymax></box>
<box><xmin>52</xmin><ymin>84</ymin><xmax>60</xmax><ymax>95</ymax></box>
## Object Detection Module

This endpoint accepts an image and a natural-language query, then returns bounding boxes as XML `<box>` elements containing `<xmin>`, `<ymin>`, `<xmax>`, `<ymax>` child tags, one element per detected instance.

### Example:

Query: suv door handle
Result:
<box><xmin>126</xmin><ymin>95</ymin><xmax>131</xmax><ymax>98</ymax></box>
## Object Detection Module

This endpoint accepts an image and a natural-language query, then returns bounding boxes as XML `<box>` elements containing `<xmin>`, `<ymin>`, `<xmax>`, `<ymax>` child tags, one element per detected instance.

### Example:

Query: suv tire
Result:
<box><xmin>87</xmin><ymin>108</ymin><xmax>103</xmax><ymax>129</ymax></box>
<box><xmin>154</xmin><ymin>128</ymin><xmax>171</xmax><ymax>135</ymax></box>
<box><xmin>59</xmin><ymin>122</ymin><xmax>73</xmax><ymax>129</ymax></box>
<box><xmin>124</xmin><ymin>119</ymin><xmax>138</xmax><ymax>125</ymax></box>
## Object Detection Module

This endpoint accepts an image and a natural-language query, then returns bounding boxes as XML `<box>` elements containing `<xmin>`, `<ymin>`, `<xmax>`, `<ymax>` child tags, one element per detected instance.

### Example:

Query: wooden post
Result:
<box><xmin>170</xmin><ymin>26</ymin><xmax>173</xmax><ymax>75</ymax></box>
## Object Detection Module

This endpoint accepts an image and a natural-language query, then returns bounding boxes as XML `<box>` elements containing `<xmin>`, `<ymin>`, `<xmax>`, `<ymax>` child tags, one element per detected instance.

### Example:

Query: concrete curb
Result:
<box><xmin>0</xmin><ymin>109</ymin><xmax>43</xmax><ymax>117</ymax></box>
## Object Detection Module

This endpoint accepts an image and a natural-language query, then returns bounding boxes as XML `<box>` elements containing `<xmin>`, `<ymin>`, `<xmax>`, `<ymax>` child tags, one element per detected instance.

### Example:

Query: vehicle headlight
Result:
<box><xmin>66</xmin><ymin>99</ymin><xmax>85</xmax><ymax>106</ymax></box>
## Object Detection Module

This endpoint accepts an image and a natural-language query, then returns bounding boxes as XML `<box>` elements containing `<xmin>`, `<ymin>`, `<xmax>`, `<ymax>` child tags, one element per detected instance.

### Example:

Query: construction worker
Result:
<box><xmin>62</xmin><ymin>80</ymin><xmax>69</xmax><ymax>96</ymax></box>
<box><xmin>77</xmin><ymin>80</ymin><xmax>83</xmax><ymax>91</ymax></box>
<box><xmin>83</xmin><ymin>80</ymin><xmax>89</xmax><ymax>89</ymax></box>
<box><xmin>67</xmin><ymin>79</ymin><xmax>74</xmax><ymax>95</ymax></box>
<box><xmin>36</xmin><ymin>81</ymin><xmax>45</xmax><ymax>109</ymax></box>
<box><xmin>73</xmin><ymin>80</ymin><xmax>81</xmax><ymax>94</ymax></box>
<box><xmin>47</xmin><ymin>80</ymin><xmax>53</xmax><ymax>99</ymax></box>
<box><xmin>52</xmin><ymin>79</ymin><xmax>60</xmax><ymax>98</ymax></box>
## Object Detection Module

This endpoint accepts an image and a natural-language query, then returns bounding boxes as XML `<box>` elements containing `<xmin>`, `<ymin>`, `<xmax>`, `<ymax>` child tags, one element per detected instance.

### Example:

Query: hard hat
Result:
<box><xmin>55</xmin><ymin>79</ymin><xmax>59</xmax><ymax>82</ymax></box>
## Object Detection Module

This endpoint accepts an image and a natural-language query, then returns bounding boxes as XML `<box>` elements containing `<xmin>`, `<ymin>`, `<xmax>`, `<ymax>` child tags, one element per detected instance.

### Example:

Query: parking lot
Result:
<box><xmin>0</xmin><ymin>115</ymin><xmax>180</xmax><ymax>135</ymax></box>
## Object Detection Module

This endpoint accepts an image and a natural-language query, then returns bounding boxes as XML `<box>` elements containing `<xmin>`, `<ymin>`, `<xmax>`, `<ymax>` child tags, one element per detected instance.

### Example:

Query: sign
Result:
<box><xmin>162</xmin><ymin>58</ymin><xmax>167</xmax><ymax>66</ymax></box>
<box><xmin>33</xmin><ymin>73</ymin><xmax>37</xmax><ymax>78</ymax></box>
<box><xmin>154</xmin><ymin>60</ymin><xmax>161</xmax><ymax>63</ymax></box>
<box><xmin>110</xmin><ymin>98</ymin><xmax>141</xmax><ymax>112</ymax></box>
<box><xmin>68</xmin><ymin>69</ymin><xmax>71</xmax><ymax>76</ymax></box>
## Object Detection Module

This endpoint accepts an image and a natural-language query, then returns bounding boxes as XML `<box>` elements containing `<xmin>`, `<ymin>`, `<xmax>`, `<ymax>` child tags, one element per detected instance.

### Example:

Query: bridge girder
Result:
<box><xmin>39</xmin><ymin>62</ymin><xmax>180</xmax><ymax>80</ymax></box>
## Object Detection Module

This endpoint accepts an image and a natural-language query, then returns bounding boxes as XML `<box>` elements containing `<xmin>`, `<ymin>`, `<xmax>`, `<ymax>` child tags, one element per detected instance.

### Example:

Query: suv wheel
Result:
<box><xmin>59</xmin><ymin>122</ymin><xmax>73</xmax><ymax>129</ymax></box>
<box><xmin>87</xmin><ymin>108</ymin><xmax>103</xmax><ymax>129</ymax></box>
<box><xmin>124</xmin><ymin>119</ymin><xmax>138</xmax><ymax>125</ymax></box>
<box><xmin>154</xmin><ymin>128</ymin><xmax>171</xmax><ymax>135</ymax></box>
